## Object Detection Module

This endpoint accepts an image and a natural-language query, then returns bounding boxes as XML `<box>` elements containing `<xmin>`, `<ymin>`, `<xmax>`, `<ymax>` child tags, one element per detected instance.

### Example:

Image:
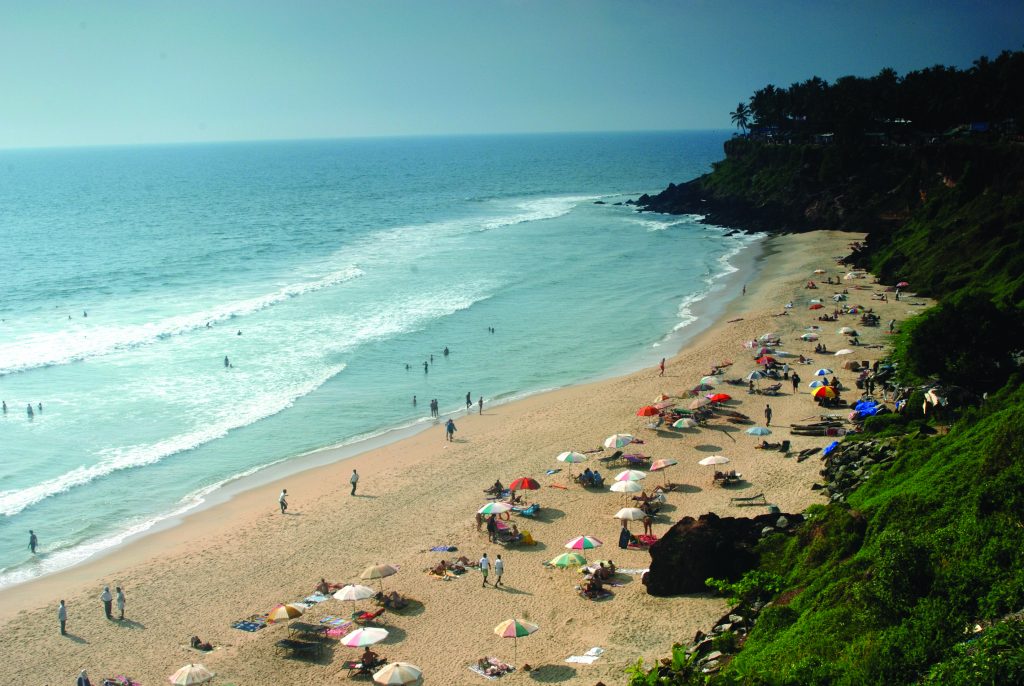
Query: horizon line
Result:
<box><xmin>0</xmin><ymin>127</ymin><xmax>730</xmax><ymax>153</ymax></box>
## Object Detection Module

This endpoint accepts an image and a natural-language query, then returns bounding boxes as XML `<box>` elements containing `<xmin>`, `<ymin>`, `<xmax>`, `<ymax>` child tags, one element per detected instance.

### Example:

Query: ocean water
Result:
<box><xmin>0</xmin><ymin>131</ymin><xmax>758</xmax><ymax>586</ymax></box>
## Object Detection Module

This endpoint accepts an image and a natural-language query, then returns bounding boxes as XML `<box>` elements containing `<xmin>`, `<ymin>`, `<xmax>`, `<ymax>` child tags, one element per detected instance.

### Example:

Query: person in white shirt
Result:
<box><xmin>350</xmin><ymin>469</ymin><xmax>359</xmax><ymax>496</ymax></box>
<box><xmin>58</xmin><ymin>600</ymin><xmax>67</xmax><ymax>635</ymax></box>
<box><xmin>479</xmin><ymin>553</ymin><xmax>490</xmax><ymax>587</ymax></box>
<box><xmin>100</xmin><ymin>586</ymin><xmax>113</xmax><ymax>619</ymax></box>
<box><xmin>279</xmin><ymin>489</ymin><xmax>288</xmax><ymax>514</ymax></box>
<box><xmin>116</xmin><ymin>586</ymin><xmax>126</xmax><ymax>620</ymax></box>
<box><xmin>494</xmin><ymin>554</ymin><xmax>504</xmax><ymax>587</ymax></box>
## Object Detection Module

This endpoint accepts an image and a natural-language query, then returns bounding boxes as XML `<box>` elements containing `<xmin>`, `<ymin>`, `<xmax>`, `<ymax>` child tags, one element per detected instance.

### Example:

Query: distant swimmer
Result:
<box><xmin>2</xmin><ymin>400</ymin><xmax>6</xmax><ymax>414</ymax></box>
<box><xmin>237</xmin><ymin>330</ymin><xmax>242</xmax><ymax>335</ymax></box>
<box><xmin>405</xmin><ymin>363</ymin><xmax>410</xmax><ymax>371</ymax></box>
<box><xmin>413</xmin><ymin>395</ymin><xmax>417</xmax><ymax>406</ymax></box>
<box><xmin>224</xmin><ymin>356</ymin><xmax>230</xmax><ymax>368</ymax></box>
<box><xmin>424</xmin><ymin>361</ymin><xmax>429</xmax><ymax>373</ymax></box>
<box><xmin>83</xmin><ymin>310</ymin><xmax>87</xmax><ymax>317</ymax></box>
<box><xmin>27</xmin><ymin>404</ymin><xmax>34</xmax><ymax>418</ymax></box>
<box><xmin>430</xmin><ymin>354</ymin><xmax>434</xmax><ymax>363</ymax></box>
<box><xmin>37</xmin><ymin>403</ymin><xmax>42</xmax><ymax>413</ymax></box>
<box><xmin>206</xmin><ymin>322</ymin><xmax>211</xmax><ymax>328</ymax></box>
<box><xmin>29</xmin><ymin>530</ymin><xmax>38</xmax><ymax>554</ymax></box>
<box><xmin>443</xmin><ymin>346</ymin><xmax>449</xmax><ymax>356</ymax></box>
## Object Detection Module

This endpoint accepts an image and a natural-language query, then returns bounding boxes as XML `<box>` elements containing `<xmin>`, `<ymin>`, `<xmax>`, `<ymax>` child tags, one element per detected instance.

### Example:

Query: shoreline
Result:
<box><xmin>0</xmin><ymin>227</ymin><xmax>765</xmax><ymax>595</ymax></box>
<box><xmin>1</xmin><ymin>230</ymin><xmax>916</xmax><ymax>685</ymax></box>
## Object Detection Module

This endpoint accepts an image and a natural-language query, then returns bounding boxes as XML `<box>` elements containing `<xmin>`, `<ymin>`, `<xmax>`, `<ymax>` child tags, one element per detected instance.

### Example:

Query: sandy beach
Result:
<box><xmin>0</xmin><ymin>230</ymin><xmax>925</xmax><ymax>685</ymax></box>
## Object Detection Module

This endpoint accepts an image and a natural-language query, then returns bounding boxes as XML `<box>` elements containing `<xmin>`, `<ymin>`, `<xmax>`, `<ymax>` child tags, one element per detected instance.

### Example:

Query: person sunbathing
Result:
<box><xmin>191</xmin><ymin>635</ymin><xmax>214</xmax><ymax>651</ymax></box>
<box><xmin>361</xmin><ymin>647</ymin><xmax>381</xmax><ymax>669</ymax></box>
<box><xmin>382</xmin><ymin>591</ymin><xmax>407</xmax><ymax>609</ymax></box>
<box><xmin>484</xmin><ymin>480</ymin><xmax>504</xmax><ymax>495</ymax></box>
<box><xmin>315</xmin><ymin>578</ymin><xmax>331</xmax><ymax>595</ymax></box>
<box><xmin>430</xmin><ymin>560</ymin><xmax>450</xmax><ymax>576</ymax></box>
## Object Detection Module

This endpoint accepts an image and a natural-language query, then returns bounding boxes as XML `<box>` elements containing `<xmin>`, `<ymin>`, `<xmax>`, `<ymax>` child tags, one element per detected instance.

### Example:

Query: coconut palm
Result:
<box><xmin>731</xmin><ymin>102</ymin><xmax>751</xmax><ymax>133</ymax></box>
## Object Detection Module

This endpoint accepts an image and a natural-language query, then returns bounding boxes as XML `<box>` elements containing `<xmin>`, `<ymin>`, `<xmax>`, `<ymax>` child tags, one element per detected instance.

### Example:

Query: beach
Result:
<box><xmin>0</xmin><ymin>230</ymin><xmax>921</xmax><ymax>685</ymax></box>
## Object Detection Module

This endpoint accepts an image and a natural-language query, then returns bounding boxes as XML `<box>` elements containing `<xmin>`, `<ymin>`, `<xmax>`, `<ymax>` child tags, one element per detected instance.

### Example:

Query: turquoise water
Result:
<box><xmin>0</xmin><ymin>131</ymin><xmax>758</xmax><ymax>586</ymax></box>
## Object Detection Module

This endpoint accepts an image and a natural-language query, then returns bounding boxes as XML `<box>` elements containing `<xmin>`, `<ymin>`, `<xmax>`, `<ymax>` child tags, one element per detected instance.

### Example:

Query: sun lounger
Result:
<box><xmin>730</xmin><ymin>493</ymin><xmax>768</xmax><ymax>507</ymax></box>
<box><xmin>101</xmin><ymin>677</ymin><xmax>141</xmax><ymax>686</ymax></box>
<box><xmin>623</xmin><ymin>454</ymin><xmax>650</xmax><ymax>466</ymax></box>
<box><xmin>345</xmin><ymin>658</ymin><xmax>389</xmax><ymax>678</ymax></box>
<box><xmin>512</xmin><ymin>503</ymin><xmax>539</xmax><ymax>517</ymax></box>
<box><xmin>352</xmin><ymin>607</ymin><xmax>386</xmax><ymax>624</ymax></box>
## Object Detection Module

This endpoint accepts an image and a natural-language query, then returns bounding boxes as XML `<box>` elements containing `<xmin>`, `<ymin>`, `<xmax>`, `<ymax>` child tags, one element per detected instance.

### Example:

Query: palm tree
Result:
<box><xmin>731</xmin><ymin>102</ymin><xmax>751</xmax><ymax>133</ymax></box>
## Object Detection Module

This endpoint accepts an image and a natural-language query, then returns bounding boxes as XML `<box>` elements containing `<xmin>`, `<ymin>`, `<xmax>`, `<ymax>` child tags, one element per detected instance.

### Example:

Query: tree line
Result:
<box><xmin>730</xmin><ymin>48</ymin><xmax>1024</xmax><ymax>141</ymax></box>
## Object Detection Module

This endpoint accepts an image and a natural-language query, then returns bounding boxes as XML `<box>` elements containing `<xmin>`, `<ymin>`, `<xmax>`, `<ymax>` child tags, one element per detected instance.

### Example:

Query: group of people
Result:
<box><xmin>3</xmin><ymin>401</ymin><xmax>42</xmax><ymax>418</ymax></box>
<box><xmin>577</xmin><ymin>467</ymin><xmax>604</xmax><ymax>487</ymax></box>
<box><xmin>57</xmin><ymin>585</ymin><xmax>126</xmax><ymax>636</ymax></box>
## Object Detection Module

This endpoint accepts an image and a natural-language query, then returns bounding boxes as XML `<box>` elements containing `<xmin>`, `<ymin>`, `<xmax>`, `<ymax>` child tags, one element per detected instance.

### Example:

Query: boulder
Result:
<box><xmin>643</xmin><ymin>512</ymin><xmax>803</xmax><ymax>596</ymax></box>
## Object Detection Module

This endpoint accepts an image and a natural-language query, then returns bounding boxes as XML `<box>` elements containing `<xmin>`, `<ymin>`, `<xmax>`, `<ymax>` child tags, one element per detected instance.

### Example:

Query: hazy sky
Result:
<box><xmin>2</xmin><ymin>0</ymin><xmax>1022</xmax><ymax>148</ymax></box>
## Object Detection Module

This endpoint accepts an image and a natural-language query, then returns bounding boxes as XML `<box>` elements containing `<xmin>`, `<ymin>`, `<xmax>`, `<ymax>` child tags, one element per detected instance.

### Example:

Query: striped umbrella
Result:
<box><xmin>494</xmin><ymin>618</ymin><xmax>539</xmax><ymax>664</ymax></box>
<box><xmin>565</xmin><ymin>535</ymin><xmax>603</xmax><ymax>550</ymax></box>
<box><xmin>547</xmin><ymin>552</ymin><xmax>587</xmax><ymax>568</ymax></box>
<box><xmin>557</xmin><ymin>451</ymin><xmax>588</xmax><ymax>463</ymax></box>
<box><xmin>614</xmin><ymin>469</ymin><xmax>647</xmax><ymax>482</ymax></box>
<box><xmin>603</xmin><ymin>434</ymin><xmax>635</xmax><ymax>449</ymax></box>
<box><xmin>813</xmin><ymin>386</ymin><xmax>837</xmax><ymax>399</ymax></box>
<box><xmin>698</xmin><ymin>376</ymin><xmax>719</xmax><ymax>386</ymax></box>
<box><xmin>814</xmin><ymin>368</ymin><xmax>833</xmax><ymax>376</ymax></box>
<box><xmin>266</xmin><ymin>603</ymin><xmax>305</xmax><ymax>622</ymax></box>
<box><xmin>809</xmin><ymin>380</ymin><xmax>827</xmax><ymax>388</ymax></box>
<box><xmin>340</xmin><ymin>627</ymin><xmax>389</xmax><ymax>647</ymax></box>
<box><xmin>745</xmin><ymin>371</ymin><xmax>765</xmax><ymax>381</ymax></box>
<box><xmin>649</xmin><ymin>458</ymin><xmax>678</xmax><ymax>472</ymax></box>
<box><xmin>478</xmin><ymin>502</ymin><xmax>513</xmax><ymax>515</ymax></box>
<box><xmin>373</xmin><ymin>662</ymin><xmax>423</xmax><ymax>686</ymax></box>
<box><xmin>610</xmin><ymin>480</ymin><xmax>643</xmax><ymax>493</ymax></box>
<box><xmin>698</xmin><ymin>455</ymin><xmax>729</xmax><ymax>466</ymax></box>
<box><xmin>169</xmin><ymin>664</ymin><xmax>215</xmax><ymax>685</ymax></box>
<box><xmin>508</xmin><ymin>477</ymin><xmax>540</xmax><ymax>491</ymax></box>
<box><xmin>673</xmin><ymin>418</ymin><xmax>698</xmax><ymax>429</ymax></box>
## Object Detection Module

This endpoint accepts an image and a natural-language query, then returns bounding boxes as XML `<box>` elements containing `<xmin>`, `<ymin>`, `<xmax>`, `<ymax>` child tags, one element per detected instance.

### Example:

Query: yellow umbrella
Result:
<box><xmin>266</xmin><ymin>603</ymin><xmax>304</xmax><ymax>622</ymax></box>
<box><xmin>494</xmin><ymin>618</ymin><xmax>539</xmax><ymax>664</ymax></box>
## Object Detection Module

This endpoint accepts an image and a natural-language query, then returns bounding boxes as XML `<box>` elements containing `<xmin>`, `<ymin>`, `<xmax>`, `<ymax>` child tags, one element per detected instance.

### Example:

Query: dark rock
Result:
<box><xmin>643</xmin><ymin>512</ymin><xmax>804</xmax><ymax>596</ymax></box>
<box><xmin>593</xmin><ymin>200</ymin><xmax>605</xmax><ymax>204</ymax></box>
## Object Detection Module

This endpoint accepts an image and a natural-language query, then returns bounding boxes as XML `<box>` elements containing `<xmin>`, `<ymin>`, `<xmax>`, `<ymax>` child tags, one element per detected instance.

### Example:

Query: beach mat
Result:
<box><xmin>231</xmin><ymin>618</ymin><xmax>267</xmax><ymax>632</ymax></box>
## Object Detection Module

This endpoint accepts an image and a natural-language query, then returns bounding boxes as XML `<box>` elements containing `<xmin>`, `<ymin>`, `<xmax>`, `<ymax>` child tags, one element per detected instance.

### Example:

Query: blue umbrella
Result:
<box><xmin>746</xmin><ymin>426</ymin><xmax>772</xmax><ymax>436</ymax></box>
<box><xmin>814</xmin><ymin>368</ymin><xmax>833</xmax><ymax>376</ymax></box>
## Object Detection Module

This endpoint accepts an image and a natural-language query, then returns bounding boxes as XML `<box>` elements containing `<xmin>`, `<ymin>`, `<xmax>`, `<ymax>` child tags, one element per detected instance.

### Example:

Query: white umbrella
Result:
<box><xmin>334</xmin><ymin>584</ymin><xmax>376</xmax><ymax>613</ymax></box>
<box><xmin>834</xmin><ymin>349</ymin><xmax>855</xmax><ymax>356</ymax></box>
<box><xmin>603</xmin><ymin>434</ymin><xmax>635</xmax><ymax>449</ymax></box>
<box><xmin>169</xmin><ymin>664</ymin><xmax>215</xmax><ymax>686</ymax></box>
<box><xmin>673</xmin><ymin>418</ymin><xmax>698</xmax><ymax>429</ymax></box>
<box><xmin>800</xmin><ymin>333</ymin><xmax>819</xmax><ymax>341</ymax></box>
<box><xmin>556</xmin><ymin>451</ymin><xmax>587</xmax><ymax>463</ymax></box>
<box><xmin>698</xmin><ymin>455</ymin><xmax>730</xmax><ymax>466</ymax></box>
<box><xmin>814</xmin><ymin>368</ymin><xmax>833</xmax><ymax>376</ymax></box>
<box><xmin>809</xmin><ymin>380</ymin><xmax>827</xmax><ymax>388</ymax></box>
<box><xmin>746</xmin><ymin>426</ymin><xmax>772</xmax><ymax>436</ymax></box>
<box><xmin>613</xmin><ymin>469</ymin><xmax>647</xmax><ymax>482</ymax></box>
<box><xmin>374</xmin><ymin>662</ymin><xmax>424</xmax><ymax>686</ymax></box>
<box><xmin>478</xmin><ymin>501</ymin><xmax>513</xmax><ymax>514</ymax></box>
<box><xmin>610</xmin><ymin>480</ymin><xmax>643</xmax><ymax>493</ymax></box>
<box><xmin>838</xmin><ymin>326</ymin><xmax>856</xmax><ymax>334</ymax></box>
<box><xmin>614</xmin><ymin>507</ymin><xmax>646</xmax><ymax>521</ymax></box>
<box><xmin>699</xmin><ymin>375</ymin><xmax>719</xmax><ymax>386</ymax></box>
<box><xmin>341</xmin><ymin>627</ymin><xmax>389</xmax><ymax>647</ymax></box>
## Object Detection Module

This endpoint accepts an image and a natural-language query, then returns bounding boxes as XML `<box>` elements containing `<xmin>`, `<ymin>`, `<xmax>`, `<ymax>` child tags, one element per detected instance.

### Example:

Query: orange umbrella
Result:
<box><xmin>636</xmin><ymin>406</ymin><xmax>660</xmax><ymax>417</ymax></box>
<box><xmin>708</xmin><ymin>393</ymin><xmax>732</xmax><ymax>403</ymax></box>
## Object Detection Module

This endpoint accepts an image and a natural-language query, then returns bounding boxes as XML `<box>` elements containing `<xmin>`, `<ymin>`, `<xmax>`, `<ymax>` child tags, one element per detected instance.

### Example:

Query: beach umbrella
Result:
<box><xmin>509</xmin><ymin>477</ymin><xmax>540</xmax><ymax>491</ymax></box>
<box><xmin>708</xmin><ymin>393</ymin><xmax>732</xmax><ymax>403</ymax></box>
<box><xmin>699</xmin><ymin>376</ymin><xmax>719</xmax><ymax>386</ymax></box>
<box><xmin>800</xmin><ymin>333</ymin><xmax>819</xmax><ymax>341</ymax></box>
<box><xmin>808</xmin><ymin>380</ymin><xmax>827</xmax><ymax>388</ymax></box>
<box><xmin>565</xmin><ymin>535</ymin><xmax>603</xmax><ymax>550</ymax></box>
<box><xmin>673</xmin><ymin>418</ymin><xmax>698</xmax><ymax>429</ymax></box>
<box><xmin>745</xmin><ymin>371</ymin><xmax>765</xmax><ymax>381</ymax></box>
<box><xmin>755</xmin><ymin>356</ymin><xmax>775</xmax><ymax>365</ymax></box>
<box><xmin>692</xmin><ymin>383</ymin><xmax>716</xmax><ymax>392</ymax></box>
<box><xmin>698</xmin><ymin>455</ymin><xmax>730</xmax><ymax>466</ymax></box>
<box><xmin>746</xmin><ymin>426</ymin><xmax>772</xmax><ymax>436</ymax></box>
<box><xmin>494</xmin><ymin>618</ymin><xmax>539</xmax><ymax>664</ymax></box>
<box><xmin>169</xmin><ymin>664</ymin><xmax>215</xmax><ymax>685</ymax></box>
<box><xmin>557</xmin><ymin>451</ymin><xmax>587</xmax><ymax>463</ymax></box>
<box><xmin>603</xmin><ymin>434</ymin><xmax>635</xmax><ymax>449</ymax></box>
<box><xmin>340</xmin><ymin>627</ymin><xmax>389</xmax><ymax>647</ymax></box>
<box><xmin>814</xmin><ymin>368</ymin><xmax>833</xmax><ymax>376</ymax></box>
<box><xmin>688</xmin><ymin>398</ymin><xmax>710</xmax><ymax>410</ymax></box>
<box><xmin>334</xmin><ymin>584</ymin><xmax>376</xmax><ymax>609</ymax></box>
<box><xmin>813</xmin><ymin>269</ymin><xmax>827</xmax><ymax>274</ymax></box>
<box><xmin>896</xmin><ymin>281</ymin><xmax>909</xmax><ymax>287</ymax></box>
<box><xmin>649</xmin><ymin>458</ymin><xmax>678</xmax><ymax>472</ymax></box>
<box><xmin>653</xmin><ymin>400</ymin><xmax>676</xmax><ymax>410</ymax></box>
<box><xmin>360</xmin><ymin>563</ymin><xmax>399</xmax><ymax>592</ymax></box>
<box><xmin>614</xmin><ymin>469</ymin><xmax>647</xmax><ymax>482</ymax></box>
<box><xmin>834</xmin><ymin>349</ymin><xmax>854</xmax><ymax>356</ymax></box>
<box><xmin>610</xmin><ymin>480</ymin><xmax>643</xmax><ymax>493</ymax></box>
<box><xmin>653</xmin><ymin>393</ymin><xmax>672</xmax><ymax>402</ymax></box>
<box><xmin>758</xmin><ymin>333</ymin><xmax>778</xmax><ymax>342</ymax></box>
<box><xmin>838</xmin><ymin>327</ymin><xmax>856</xmax><ymax>335</ymax></box>
<box><xmin>266</xmin><ymin>603</ymin><xmax>305</xmax><ymax>622</ymax></box>
<box><xmin>373</xmin><ymin>662</ymin><xmax>423</xmax><ymax>686</ymax></box>
<box><xmin>614</xmin><ymin>507</ymin><xmax>646</xmax><ymax>522</ymax></box>
<box><xmin>809</xmin><ymin>303</ymin><xmax>824</xmax><ymax>310</ymax></box>
<box><xmin>547</xmin><ymin>552</ymin><xmax>587</xmax><ymax>568</ymax></box>
<box><xmin>478</xmin><ymin>502</ymin><xmax>513</xmax><ymax>515</ymax></box>
<box><xmin>636</xmin><ymin>405</ymin><xmax>660</xmax><ymax>417</ymax></box>
<box><xmin>813</xmin><ymin>386</ymin><xmax>837</xmax><ymax>399</ymax></box>
<box><xmin>809</xmin><ymin>298</ymin><xmax>821</xmax><ymax>304</ymax></box>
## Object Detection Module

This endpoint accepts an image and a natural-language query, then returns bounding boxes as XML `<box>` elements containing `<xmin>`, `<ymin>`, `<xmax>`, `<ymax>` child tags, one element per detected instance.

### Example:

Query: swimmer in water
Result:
<box><xmin>2</xmin><ymin>401</ymin><xmax>6</xmax><ymax>414</ymax></box>
<box><xmin>27</xmin><ymin>404</ymin><xmax>34</xmax><ymax>418</ymax></box>
<box><xmin>237</xmin><ymin>330</ymin><xmax>242</xmax><ymax>335</ymax></box>
<box><xmin>224</xmin><ymin>356</ymin><xmax>230</xmax><ymax>368</ymax></box>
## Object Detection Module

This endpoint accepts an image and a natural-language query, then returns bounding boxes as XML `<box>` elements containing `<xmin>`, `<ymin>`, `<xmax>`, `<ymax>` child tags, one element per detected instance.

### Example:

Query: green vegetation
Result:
<box><xmin>628</xmin><ymin>48</ymin><xmax>1024</xmax><ymax>685</ymax></box>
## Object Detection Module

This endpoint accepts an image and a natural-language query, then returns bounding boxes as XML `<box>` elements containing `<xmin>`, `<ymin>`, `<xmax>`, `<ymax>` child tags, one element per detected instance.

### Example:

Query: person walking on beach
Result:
<box><xmin>279</xmin><ymin>489</ymin><xmax>288</xmax><ymax>514</ymax></box>
<box><xmin>29</xmin><ymin>530</ymin><xmax>38</xmax><ymax>554</ymax></box>
<box><xmin>659</xmin><ymin>358</ymin><xmax>665</xmax><ymax>377</ymax></box>
<box><xmin>58</xmin><ymin>600</ymin><xmax>67</xmax><ymax>635</ymax></box>
<box><xmin>445</xmin><ymin>418</ymin><xmax>457</xmax><ymax>442</ymax></box>
<box><xmin>116</xmin><ymin>586</ymin><xmax>126</xmax><ymax>620</ymax></box>
<box><xmin>479</xmin><ymin>552</ymin><xmax>490</xmax><ymax>587</ymax></box>
<box><xmin>494</xmin><ymin>554</ymin><xmax>504</xmax><ymax>587</ymax></box>
<box><xmin>791</xmin><ymin>372</ymin><xmax>801</xmax><ymax>393</ymax></box>
<box><xmin>764</xmin><ymin>404</ymin><xmax>773</xmax><ymax>426</ymax></box>
<box><xmin>466</xmin><ymin>392</ymin><xmax>472</xmax><ymax>411</ymax></box>
<box><xmin>350</xmin><ymin>469</ymin><xmax>359</xmax><ymax>496</ymax></box>
<box><xmin>478</xmin><ymin>396</ymin><xmax>483</xmax><ymax>415</ymax></box>
<box><xmin>101</xmin><ymin>586</ymin><xmax>113</xmax><ymax>619</ymax></box>
<box><xmin>742</xmin><ymin>284</ymin><xmax>747</xmax><ymax>296</ymax></box>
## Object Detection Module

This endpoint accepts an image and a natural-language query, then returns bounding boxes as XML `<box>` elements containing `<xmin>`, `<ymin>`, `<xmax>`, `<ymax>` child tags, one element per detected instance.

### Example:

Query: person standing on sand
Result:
<box><xmin>58</xmin><ymin>600</ymin><xmax>67</xmax><ymax>635</ymax></box>
<box><xmin>29</xmin><ymin>530</ymin><xmax>38</xmax><ymax>554</ymax></box>
<box><xmin>478</xmin><ymin>396</ymin><xmax>483</xmax><ymax>415</ymax></box>
<box><xmin>479</xmin><ymin>552</ymin><xmax>490</xmax><ymax>587</ymax></box>
<box><xmin>350</xmin><ymin>469</ymin><xmax>359</xmax><ymax>496</ymax></box>
<box><xmin>659</xmin><ymin>358</ymin><xmax>665</xmax><ymax>376</ymax></box>
<box><xmin>279</xmin><ymin>489</ymin><xmax>288</xmax><ymax>514</ymax></box>
<box><xmin>486</xmin><ymin>514</ymin><xmax>497</xmax><ymax>542</ymax></box>
<box><xmin>445</xmin><ymin>418</ymin><xmax>457</xmax><ymax>442</ymax></box>
<box><xmin>494</xmin><ymin>554</ymin><xmax>504</xmax><ymax>587</ymax></box>
<box><xmin>116</xmin><ymin>586</ymin><xmax>125</xmax><ymax>620</ymax></box>
<box><xmin>791</xmin><ymin>372</ymin><xmax>801</xmax><ymax>393</ymax></box>
<box><xmin>764</xmin><ymin>404</ymin><xmax>773</xmax><ymax>426</ymax></box>
<box><xmin>101</xmin><ymin>586</ymin><xmax>113</xmax><ymax>619</ymax></box>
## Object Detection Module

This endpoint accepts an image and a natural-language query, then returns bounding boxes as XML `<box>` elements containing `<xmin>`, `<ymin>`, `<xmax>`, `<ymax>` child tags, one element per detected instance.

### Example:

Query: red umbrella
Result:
<box><xmin>813</xmin><ymin>386</ymin><xmax>837</xmax><ymax>399</ymax></box>
<box><xmin>509</xmin><ymin>477</ymin><xmax>541</xmax><ymax>491</ymax></box>
<box><xmin>809</xmin><ymin>303</ymin><xmax>824</xmax><ymax>310</ymax></box>
<box><xmin>708</xmin><ymin>393</ymin><xmax>732</xmax><ymax>403</ymax></box>
<box><xmin>755</xmin><ymin>356</ymin><xmax>776</xmax><ymax>365</ymax></box>
<box><xmin>636</xmin><ymin>406</ymin><xmax>660</xmax><ymax>417</ymax></box>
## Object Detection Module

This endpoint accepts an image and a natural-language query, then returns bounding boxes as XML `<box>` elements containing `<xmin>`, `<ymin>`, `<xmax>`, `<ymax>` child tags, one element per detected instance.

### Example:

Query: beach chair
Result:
<box><xmin>512</xmin><ymin>502</ymin><xmax>540</xmax><ymax>517</ymax></box>
<box><xmin>730</xmin><ymin>493</ymin><xmax>768</xmax><ymax>507</ymax></box>
<box><xmin>598</xmin><ymin>450</ymin><xmax>623</xmax><ymax>464</ymax></box>
<box><xmin>623</xmin><ymin>454</ymin><xmax>650</xmax><ymax>467</ymax></box>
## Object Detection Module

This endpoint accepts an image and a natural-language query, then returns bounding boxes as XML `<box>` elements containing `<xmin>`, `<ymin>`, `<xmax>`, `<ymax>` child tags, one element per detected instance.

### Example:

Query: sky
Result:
<box><xmin>1</xmin><ymin>0</ymin><xmax>1022</xmax><ymax>148</ymax></box>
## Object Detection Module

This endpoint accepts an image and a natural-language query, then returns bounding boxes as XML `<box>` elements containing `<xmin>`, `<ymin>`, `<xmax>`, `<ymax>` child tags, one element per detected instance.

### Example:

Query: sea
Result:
<box><xmin>0</xmin><ymin>131</ymin><xmax>762</xmax><ymax>587</ymax></box>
